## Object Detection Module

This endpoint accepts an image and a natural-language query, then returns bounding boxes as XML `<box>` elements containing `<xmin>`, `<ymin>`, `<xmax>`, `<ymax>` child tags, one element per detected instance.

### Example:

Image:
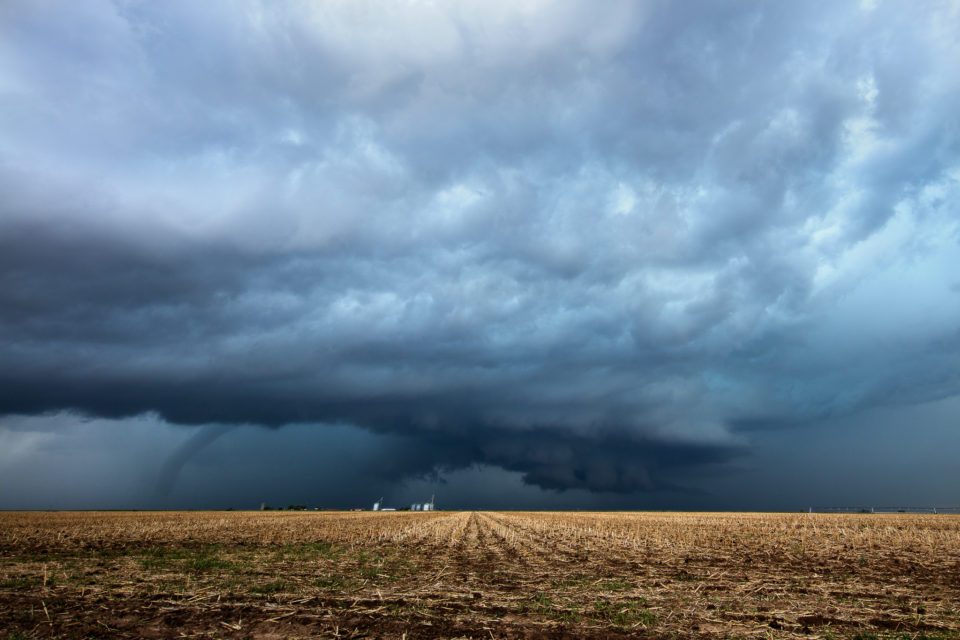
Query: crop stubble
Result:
<box><xmin>1</xmin><ymin>510</ymin><xmax>958</xmax><ymax>639</ymax></box>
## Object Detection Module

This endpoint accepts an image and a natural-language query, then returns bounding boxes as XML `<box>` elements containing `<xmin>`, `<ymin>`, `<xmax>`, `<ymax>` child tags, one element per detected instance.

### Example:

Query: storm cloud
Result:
<box><xmin>1</xmin><ymin>1</ymin><xmax>958</xmax><ymax>502</ymax></box>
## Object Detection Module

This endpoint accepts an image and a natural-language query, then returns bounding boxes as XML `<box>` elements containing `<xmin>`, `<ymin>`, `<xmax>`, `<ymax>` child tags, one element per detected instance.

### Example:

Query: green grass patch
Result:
<box><xmin>593</xmin><ymin>599</ymin><xmax>656</xmax><ymax>627</ymax></box>
<box><xmin>600</xmin><ymin>578</ymin><xmax>633</xmax><ymax>591</ymax></box>
<box><xmin>251</xmin><ymin>580</ymin><xmax>286</xmax><ymax>595</ymax></box>
<box><xmin>135</xmin><ymin>546</ymin><xmax>237</xmax><ymax>573</ymax></box>
<box><xmin>523</xmin><ymin>591</ymin><xmax>554</xmax><ymax>616</ymax></box>
<box><xmin>314</xmin><ymin>575</ymin><xmax>349</xmax><ymax>590</ymax></box>
<box><xmin>0</xmin><ymin>575</ymin><xmax>42</xmax><ymax>591</ymax></box>
<box><xmin>141</xmin><ymin>546</ymin><xmax>192</xmax><ymax>557</ymax></box>
<box><xmin>354</xmin><ymin>551</ymin><xmax>394</xmax><ymax>580</ymax></box>
<box><xmin>137</xmin><ymin>546</ymin><xmax>195</xmax><ymax>570</ymax></box>
<box><xmin>278</xmin><ymin>541</ymin><xmax>341</xmax><ymax>560</ymax></box>
<box><xmin>184</xmin><ymin>555</ymin><xmax>235</xmax><ymax>572</ymax></box>
<box><xmin>360</xmin><ymin>566</ymin><xmax>382</xmax><ymax>579</ymax></box>
<box><xmin>557</xmin><ymin>608</ymin><xmax>582</xmax><ymax>623</ymax></box>
<box><xmin>138</xmin><ymin>556</ymin><xmax>171</xmax><ymax>571</ymax></box>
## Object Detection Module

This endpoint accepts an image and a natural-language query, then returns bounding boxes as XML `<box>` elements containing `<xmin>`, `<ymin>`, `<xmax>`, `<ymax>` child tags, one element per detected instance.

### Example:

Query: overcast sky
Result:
<box><xmin>1</xmin><ymin>0</ymin><xmax>958</xmax><ymax>510</ymax></box>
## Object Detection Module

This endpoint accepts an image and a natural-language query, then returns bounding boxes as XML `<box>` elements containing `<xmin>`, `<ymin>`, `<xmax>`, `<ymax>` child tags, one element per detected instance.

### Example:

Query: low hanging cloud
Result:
<box><xmin>1</xmin><ymin>0</ymin><xmax>959</xmax><ymax>494</ymax></box>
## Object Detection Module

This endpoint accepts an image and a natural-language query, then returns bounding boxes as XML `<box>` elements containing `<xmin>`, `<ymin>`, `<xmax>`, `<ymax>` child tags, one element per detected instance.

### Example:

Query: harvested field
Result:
<box><xmin>1</xmin><ymin>511</ymin><xmax>958</xmax><ymax>639</ymax></box>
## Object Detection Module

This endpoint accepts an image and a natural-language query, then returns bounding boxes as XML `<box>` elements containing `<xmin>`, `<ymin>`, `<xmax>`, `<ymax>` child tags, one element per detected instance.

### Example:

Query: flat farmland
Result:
<box><xmin>1</xmin><ymin>511</ymin><xmax>958</xmax><ymax>639</ymax></box>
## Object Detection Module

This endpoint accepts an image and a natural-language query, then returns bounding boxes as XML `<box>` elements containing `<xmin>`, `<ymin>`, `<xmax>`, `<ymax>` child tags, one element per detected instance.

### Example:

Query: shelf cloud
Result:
<box><xmin>1</xmin><ymin>1</ymin><xmax>958</xmax><ymax>501</ymax></box>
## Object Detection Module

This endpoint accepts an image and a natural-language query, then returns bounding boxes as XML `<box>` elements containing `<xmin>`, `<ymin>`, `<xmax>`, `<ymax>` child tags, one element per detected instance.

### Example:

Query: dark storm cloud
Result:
<box><xmin>1</xmin><ymin>1</ymin><xmax>959</xmax><ymax>496</ymax></box>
